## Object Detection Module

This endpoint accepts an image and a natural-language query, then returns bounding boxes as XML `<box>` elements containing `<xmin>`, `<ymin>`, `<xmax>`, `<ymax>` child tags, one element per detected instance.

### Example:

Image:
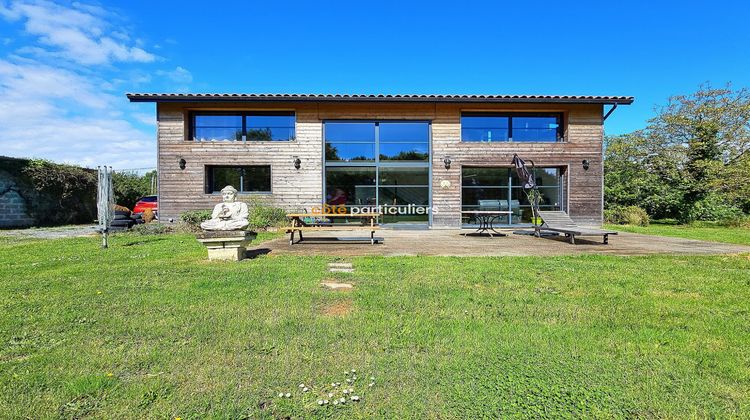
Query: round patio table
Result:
<box><xmin>461</xmin><ymin>210</ymin><xmax>512</xmax><ymax>237</ymax></box>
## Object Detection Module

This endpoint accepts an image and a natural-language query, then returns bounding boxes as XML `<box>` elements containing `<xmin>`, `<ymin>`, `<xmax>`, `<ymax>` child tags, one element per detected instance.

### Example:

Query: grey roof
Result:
<box><xmin>126</xmin><ymin>92</ymin><xmax>634</xmax><ymax>104</ymax></box>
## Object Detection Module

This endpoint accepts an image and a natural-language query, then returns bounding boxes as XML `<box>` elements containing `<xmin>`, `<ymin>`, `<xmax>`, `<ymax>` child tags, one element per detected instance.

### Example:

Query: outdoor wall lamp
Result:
<box><xmin>293</xmin><ymin>156</ymin><xmax>301</xmax><ymax>170</ymax></box>
<box><xmin>178</xmin><ymin>158</ymin><xmax>186</xmax><ymax>170</ymax></box>
<box><xmin>582</xmin><ymin>159</ymin><xmax>590</xmax><ymax>171</ymax></box>
<box><xmin>443</xmin><ymin>156</ymin><xmax>452</xmax><ymax>169</ymax></box>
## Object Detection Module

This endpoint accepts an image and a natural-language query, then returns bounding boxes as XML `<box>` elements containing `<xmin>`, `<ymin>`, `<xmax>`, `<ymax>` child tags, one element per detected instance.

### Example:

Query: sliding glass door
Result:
<box><xmin>461</xmin><ymin>166</ymin><xmax>562</xmax><ymax>226</ymax></box>
<box><xmin>324</xmin><ymin>121</ymin><xmax>430</xmax><ymax>225</ymax></box>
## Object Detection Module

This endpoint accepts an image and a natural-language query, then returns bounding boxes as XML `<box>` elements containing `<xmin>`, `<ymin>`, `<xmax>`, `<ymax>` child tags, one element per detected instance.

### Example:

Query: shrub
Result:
<box><xmin>716</xmin><ymin>215</ymin><xmax>750</xmax><ymax>228</ymax></box>
<box><xmin>113</xmin><ymin>170</ymin><xmax>156</xmax><ymax>210</ymax></box>
<box><xmin>142</xmin><ymin>208</ymin><xmax>155</xmax><ymax>223</ymax></box>
<box><xmin>603</xmin><ymin>209</ymin><xmax>617</xmax><ymax>224</ymax></box>
<box><xmin>604</xmin><ymin>205</ymin><xmax>650</xmax><ymax>226</ymax></box>
<box><xmin>178</xmin><ymin>199</ymin><xmax>286</xmax><ymax>231</ymax></box>
<box><xmin>685</xmin><ymin>195</ymin><xmax>741</xmax><ymax>222</ymax></box>
<box><xmin>244</xmin><ymin>196</ymin><xmax>287</xmax><ymax>229</ymax></box>
<box><xmin>11</xmin><ymin>157</ymin><xmax>98</xmax><ymax>225</ymax></box>
<box><xmin>179</xmin><ymin>209</ymin><xmax>212</xmax><ymax>229</ymax></box>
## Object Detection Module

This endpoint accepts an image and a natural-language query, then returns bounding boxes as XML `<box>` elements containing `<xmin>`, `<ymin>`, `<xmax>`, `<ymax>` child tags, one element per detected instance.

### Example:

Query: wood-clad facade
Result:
<box><xmin>131</xmin><ymin>94</ymin><xmax>632</xmax><ymax>228</ymax></box>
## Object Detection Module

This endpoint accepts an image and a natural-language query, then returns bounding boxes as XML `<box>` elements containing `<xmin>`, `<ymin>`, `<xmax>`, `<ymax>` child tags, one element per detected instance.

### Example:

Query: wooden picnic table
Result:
<box><xmin>461</xmin><ymin>210</ymin><xmax>513</xmax><ymax>237</ymax></box>
<box><xmin>286</xmin><ymin>213</ymin><xmax>382</xmax><ymax>245</ymax></box>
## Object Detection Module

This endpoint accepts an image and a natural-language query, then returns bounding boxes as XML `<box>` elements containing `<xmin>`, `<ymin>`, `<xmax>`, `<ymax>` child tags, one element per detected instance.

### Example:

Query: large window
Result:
<box><xmin>325</xmin><ymin>166</ymin><xmax>376</xmax><ymax>207</ymax></box>
<box><xmin>378</xmin><ymin>122</ymin><xmax>429</xmax><ymax>161</ymax></box>
<box><xmin>461</xmin><ymin>167</ymin><xmax>562</xmax><ymax>226</ymax></box>
<box><xmin>324</xmin><ymin>121</ymin><xmax>430</xmax><ymax>225</ymax></box>
<box><xmin>324</xmin><ymin>122</ymin><xmax>429</xmax><ymax>162</ymax></box>
<box><xmin>325</xmin><ymin>122</ymin><xmax>376</xmax><ymax>161</ymax></box>
<box><xmin>461</xmin><ymin>113</ymin><xmax>562</xmax><ymax>142</ymax></box>
<box><xmin>192</xmin><ymin>112</ymin><xmax>295</xmax><ymax>142</ymax></box>
<box><xmin>206</xmin><ymin>166</ymin><xmax>271</xmax><ymax>193</ymax></box>
<box><xmin>193</xmin><ymin>114</ymin><xmax>242</xmax><ymax>141</ymax></box>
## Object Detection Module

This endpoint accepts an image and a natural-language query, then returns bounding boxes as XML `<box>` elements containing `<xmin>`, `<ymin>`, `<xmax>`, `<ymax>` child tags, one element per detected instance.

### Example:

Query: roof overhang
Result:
<box><xmin>126</xmin><ymin>93</ymin><xmax>634</xmax><ymax>105</ymax></box>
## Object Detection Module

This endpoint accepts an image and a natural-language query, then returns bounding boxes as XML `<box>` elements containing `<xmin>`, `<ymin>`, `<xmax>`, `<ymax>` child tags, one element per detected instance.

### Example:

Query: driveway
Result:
<box><xmin>0</xmin><ymin>225</ymin><xmax>98</xmax><ymax>240</ymax></box>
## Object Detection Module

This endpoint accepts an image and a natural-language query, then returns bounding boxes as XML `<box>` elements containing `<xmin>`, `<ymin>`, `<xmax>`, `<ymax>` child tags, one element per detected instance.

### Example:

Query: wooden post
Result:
<box><xmin>97</xmin><ymin>166</ymin><xmax>114</xmax><ymax>249</ymax></box>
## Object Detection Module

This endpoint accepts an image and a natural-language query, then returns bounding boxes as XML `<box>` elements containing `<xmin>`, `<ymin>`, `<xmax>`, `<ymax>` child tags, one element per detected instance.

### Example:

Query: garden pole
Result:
<box><xmin>97</xmin><ymin>166</ymin><xmax>114</xmax><ymax>248</ymax></box>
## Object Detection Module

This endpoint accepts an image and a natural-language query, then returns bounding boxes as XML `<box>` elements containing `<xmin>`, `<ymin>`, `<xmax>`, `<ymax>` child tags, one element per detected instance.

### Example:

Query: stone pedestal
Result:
<box><xmin>196</xmin><ymin>230</ymin><xmax>257</xmax><ymax>261</ymax></box>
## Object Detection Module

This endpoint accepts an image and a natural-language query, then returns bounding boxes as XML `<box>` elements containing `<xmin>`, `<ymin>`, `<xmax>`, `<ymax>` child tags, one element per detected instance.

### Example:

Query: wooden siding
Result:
<box><xmin>157</xmin><ymin>102</ymin><xmax>323</xmax><ymax>221</ymax></box>
<box><xmin>431</xmin><ymin>103</ymin><xmax>604</xmax><ymax>227</ymax></box>
<box><xmin>156</xmin><ymin>101</ymin><xmax>605</xmax><ymax>226</ymax></box>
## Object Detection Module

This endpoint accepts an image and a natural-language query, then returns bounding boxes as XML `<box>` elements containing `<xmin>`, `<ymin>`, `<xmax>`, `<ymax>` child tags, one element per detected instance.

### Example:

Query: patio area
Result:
<box><xmin>259</xmin><ymin>228</ymin><xmax>750</xmax><ymax>257</ymax></box>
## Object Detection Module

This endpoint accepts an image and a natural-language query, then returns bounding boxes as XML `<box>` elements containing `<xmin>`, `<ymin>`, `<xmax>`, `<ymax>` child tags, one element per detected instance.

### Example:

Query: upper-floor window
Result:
<box><xmin>191</xmin><ymin>111</ymin><xmax>295</xmax><ymax>142</ymax></box>
<box><xmin>205</xmin><ymin>165</ymin><xmax>271</xmax><ymax>193</ymax></box>
<box><xmin>461</xmin><ymin>113</ymin><xmax>562</xmax><ymax>142</ymax></box>
<box><xmin>324</xmin><ymin>121</ymin><xmax>429</xmax><ymax>162</ymax></box>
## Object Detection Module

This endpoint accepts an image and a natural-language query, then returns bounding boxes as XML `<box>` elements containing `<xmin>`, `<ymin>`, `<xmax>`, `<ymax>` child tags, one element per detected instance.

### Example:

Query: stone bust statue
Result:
<box><xmin>200</xmin><ymin>186</ymin><xmax>249</xmax><ymax>231</ymax></box>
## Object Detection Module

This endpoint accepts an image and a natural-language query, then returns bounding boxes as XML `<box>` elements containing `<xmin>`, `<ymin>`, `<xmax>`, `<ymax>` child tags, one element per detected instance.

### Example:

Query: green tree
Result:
<box><xmin>651</xmin><ymin>85</ymin><xmax>750</xmax><ymax>210</ymax></box>
<box><xmin>247</xmin><ymin>128</ymin><xmax>273</xmax><ymax>141</ymax></box>
<box><xmin>605</xmin><ymin>84</ymin><xmax>750</xmax><ymax>221</ymax></box>
<box><xmin>605</xmin><ymin>132</ymin><xmax>685</xmax><ymax>219</ymax></box>
<box><xmin>113</xmin><ymin>170</ymin><xmax>156</xmax><ymax>209</ymax></box>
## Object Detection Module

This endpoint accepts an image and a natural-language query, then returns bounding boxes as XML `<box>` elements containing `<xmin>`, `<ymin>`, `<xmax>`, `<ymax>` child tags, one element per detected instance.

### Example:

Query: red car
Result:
<box><xmin>133</xmin><ymin>195</ymin><xmax>158</xmax><ymax>216</ymax></box>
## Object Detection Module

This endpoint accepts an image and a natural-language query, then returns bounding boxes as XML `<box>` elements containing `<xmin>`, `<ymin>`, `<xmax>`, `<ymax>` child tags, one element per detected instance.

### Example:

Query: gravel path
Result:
<box><xmin>0</xmin><ymin>225</ymin><xmax>99</xmax><ymax>240</ymax></box>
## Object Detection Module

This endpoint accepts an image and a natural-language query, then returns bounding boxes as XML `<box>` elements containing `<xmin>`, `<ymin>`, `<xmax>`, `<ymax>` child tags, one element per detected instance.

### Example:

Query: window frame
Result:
<box><xmin>189</xmin><ymin>111</ymin><xmax>296</xmax><ymax>142</ymax></box>
<box><xmin>460</xmin><ymin>165</ymin><xmax>564</xmax><ymax>226</ymax></box>
<box><xmin>323</xmin><ymin>119</ymin><xmax>432</xmax><ymax>225</ymax></box>
<box><xmin>204</xmin><ymin>165</ymin><xmax>273</xmax><ymax>194</ymax></box>
<box><xmin>323</xmin><ymin>120</ymin><xmax>431</xmax><ymax>163</ymax></box>
<box><xmin>460</xmin><ymin>112</ymin><xmax>564</xmax><ymax>143</ymax></box>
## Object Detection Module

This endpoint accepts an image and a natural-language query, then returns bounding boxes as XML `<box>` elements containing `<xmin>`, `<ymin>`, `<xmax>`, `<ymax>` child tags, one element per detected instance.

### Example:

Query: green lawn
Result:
<box><xmin>1</xmin><ymin>233</ymin><xmax>749</xmax><ymax>418</ymax></box>
<box><xmin>606</xmin><ymin>223</ymin><xmax>750</xmax><ymax>246</ymax></box>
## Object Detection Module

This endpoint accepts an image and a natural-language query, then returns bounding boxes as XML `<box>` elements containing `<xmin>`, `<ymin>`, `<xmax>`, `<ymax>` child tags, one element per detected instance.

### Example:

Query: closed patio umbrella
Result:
<box><xmin>510</xmin><ymin>154</ymin><xmax>545</xmax><ymax>235</ymax></box>
<box><xmin>512</xmin><ymin>153</ymin><xmax>536</xmax><ymax>190</ymax></box>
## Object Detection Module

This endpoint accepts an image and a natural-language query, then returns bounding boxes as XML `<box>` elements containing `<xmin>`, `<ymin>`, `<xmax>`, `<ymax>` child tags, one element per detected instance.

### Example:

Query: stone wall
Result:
<box><xmin>0</xmin><ymin>156</ymin><xmax>97</xmax><ymax>227</ymax></box>
<box><xmin>0</xmin><ymin>170</ymin><xmax>34</xmax><ymax>228</ymax></box>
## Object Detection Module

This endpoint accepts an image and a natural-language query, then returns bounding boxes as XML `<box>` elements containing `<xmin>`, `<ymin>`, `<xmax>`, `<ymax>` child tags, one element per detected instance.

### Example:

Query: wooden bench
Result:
<box><xmin>286</xmin><ymin>213</ymin><xmax>382</xmax><ymax>245</ymax></box>
<box><xmin>537</xmin><ymin>210</ymin><xmax>618</xmax><ymax>244</ymax></box>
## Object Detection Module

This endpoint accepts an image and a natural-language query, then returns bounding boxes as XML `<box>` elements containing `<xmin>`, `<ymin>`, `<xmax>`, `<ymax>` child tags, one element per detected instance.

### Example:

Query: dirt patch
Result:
<box><xmin>321</xmin><ymin>299</ymin><xmax>353</xmax><ymax>317</ymax></box>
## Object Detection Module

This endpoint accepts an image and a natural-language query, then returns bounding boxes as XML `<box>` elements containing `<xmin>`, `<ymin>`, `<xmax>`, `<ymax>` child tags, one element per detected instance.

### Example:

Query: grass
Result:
<box><xmin>606</xmin><ymin>222</ymin><xmax>750</xmax><ymax>246</ymax></box>
<box><xmin>0</xmin><ymin>232</ymin><xmax>749</xmax><ymax>418</ymax></box>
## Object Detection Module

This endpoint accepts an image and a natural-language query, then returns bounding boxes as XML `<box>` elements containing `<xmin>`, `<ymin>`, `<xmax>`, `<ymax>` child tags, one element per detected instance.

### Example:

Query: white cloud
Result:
<box><xmin>0</xmin><ymin>59</ymin><xmax>155</xmax><ymax>168</ymax></box>
<box><xmin>0</xmin><ymin>0</ymin><xmax>157</xmax><ymax>65</ymax></box>
<box><xmin>131</xmin><ymin>111</ymin><xmax>157</xmax><ymax>126</ymax></box>
<box><xmin>0</xmin><ymin>60</ymin><xmax>113</xmax><ymax>109</ymax></box>
<box><xmin>156</xmin><ymin>66</ymin><xmax>192</xmax><ymax>91</ymax></box>
<box><xmin>0</xmin><ymin>0</ymin><xmax>193</xmax><ymax>169</ymax></box>
<box><xmin>70</xmin><ymin>1</ymin><xmax>106</xmax><ymax>17</ymax></box>
<box><xmin>157</xmin><ymin>66</ymin><xmax>193</xmax><ymax>84</ymax></box>
<box><xmin>0</xmin><ymin>0</ymin><xmax>167</xmax><ymax>169</ymax></box>
<box><xmin>0</xmin><ymin>117</ymin><xmax>155</xmax><ymax>169</ymax></box>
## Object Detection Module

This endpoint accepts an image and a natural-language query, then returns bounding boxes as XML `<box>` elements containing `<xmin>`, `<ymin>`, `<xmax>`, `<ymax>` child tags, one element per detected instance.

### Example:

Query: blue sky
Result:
<box><xmin>1</xmin><ymin>0</ymin><xmax>749</xmax><ymax>169</ymax></box>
